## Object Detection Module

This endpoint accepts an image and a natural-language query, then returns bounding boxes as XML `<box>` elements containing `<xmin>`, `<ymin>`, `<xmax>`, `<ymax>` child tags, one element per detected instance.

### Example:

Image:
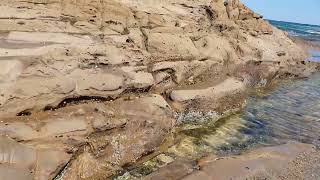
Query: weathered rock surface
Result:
<box><xmin>144</xmin><ymin>142</ymin><xmax>320</xmax><ymax>180</ymax></box>
<box><xmin>171</xmin><ymin>78</ymin><xmax>245</xmax><ymax>102</ymax></box>
<box><xmin>0</xmin><ymin>0</ymin><xmax>318</xmax><ymax>179</ymax></box>
<box><xmin>0</xmin><ymin>95</ymin><xmax>174</xmax><ymax>179</ymax></box>
<box><xmin>183</xmin><ymin>142</ymin><xmax>318</xmax><ymax>180</ymax></box>
<box><xmin>0</xmin><ymin>136</ymin><xmax>71</xmax><ymax>180</ymax></box>
<box><xmin>0</xmin><ymin>0</ymin><xmax>316</xmax><ymax>117</ymax></box>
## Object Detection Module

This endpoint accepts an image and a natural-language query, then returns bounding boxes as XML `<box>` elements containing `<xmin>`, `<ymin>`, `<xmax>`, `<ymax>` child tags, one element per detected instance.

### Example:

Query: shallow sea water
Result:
<box><xmin>309</xmin><ymin>49</ymin><xmax>320</xmax><ymax>62</ymax></box>
<box><xmin>169</xmin><ymin>73</ymin><xmax>320</xmax><ymax>157</ymax></box>
<box><xmin>115</xmin><ymin>73</ymin><xmax>320</xmax><ymax>179</ymax></box>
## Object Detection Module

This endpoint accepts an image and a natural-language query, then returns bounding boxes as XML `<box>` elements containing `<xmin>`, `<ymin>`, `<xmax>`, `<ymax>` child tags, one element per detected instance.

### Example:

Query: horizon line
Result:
<box><xmin>265</xmin><ymin>19</ymin><xmax>320</xmax><ymax>26</ymax></box>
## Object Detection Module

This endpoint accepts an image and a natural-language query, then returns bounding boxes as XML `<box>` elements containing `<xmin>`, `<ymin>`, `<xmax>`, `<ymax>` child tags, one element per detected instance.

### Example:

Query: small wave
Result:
<box><xmin>306</xmin><ymin>30</ymin><xmax>320</xmax><ymax>35</ymax></box>
<box><xmin>287</xmin><ymin>30</ymin><xmax>300</xmax><ymax>36</ymax></box>
<box><xmin>269</xmin><ymin>20</ymin><xmax>320</xmax><ymax>42</ymax></box>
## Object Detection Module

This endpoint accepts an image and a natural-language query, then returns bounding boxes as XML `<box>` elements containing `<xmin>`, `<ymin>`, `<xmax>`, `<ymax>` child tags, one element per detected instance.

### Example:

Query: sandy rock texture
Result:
<box><xmin>184</xmin><ymin>143</ymin><xmax>320</xmax><ymax>180</ymax></box>
<box><xmin>0</xmin><ymin>95</ymin><xmax>174</xmax><ymax>180</ymax></box>
<box><xmin>144</xmin><ymin>142</ymin><xmax>320</xmax><ymax>180</ymax></box>
<box><xmin>0</xmin><ymin>0</ymin><xmax>317</xmax><ymax>117</ymax></box>
<box><xmin>0</xmin><ymin>0</ymin><xmax>318</xmax><ymax>179</ymax></box>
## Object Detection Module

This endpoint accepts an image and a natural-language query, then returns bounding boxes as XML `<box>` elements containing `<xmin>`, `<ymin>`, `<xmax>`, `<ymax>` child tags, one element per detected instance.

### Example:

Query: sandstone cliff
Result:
<box><xmin>0</xmin><ymin>0</ymin><xmax>317</xmax><ymax>179</ymax></box>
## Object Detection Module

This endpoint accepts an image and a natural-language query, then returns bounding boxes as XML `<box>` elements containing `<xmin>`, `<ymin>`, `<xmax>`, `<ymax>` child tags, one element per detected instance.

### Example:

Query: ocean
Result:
<box><xmin>268</xmin><ymin>19</ymin><xmax>320</xmax><ymax>61</ymax></box>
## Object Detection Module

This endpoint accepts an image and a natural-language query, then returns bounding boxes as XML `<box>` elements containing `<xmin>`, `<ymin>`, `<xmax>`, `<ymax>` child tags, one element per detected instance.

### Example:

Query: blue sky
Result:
<box><xmin>241</xmin><ymin>0</ymin><xmax>320</xmax><ymax>25</ymax></box>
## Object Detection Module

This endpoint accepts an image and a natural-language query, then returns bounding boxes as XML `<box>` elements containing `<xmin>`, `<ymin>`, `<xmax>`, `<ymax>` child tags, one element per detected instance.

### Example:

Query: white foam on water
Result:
<box><xmin>306</xmin><ymin>30</ymin><xmax>320</xmax><ymax>35</ymax></box>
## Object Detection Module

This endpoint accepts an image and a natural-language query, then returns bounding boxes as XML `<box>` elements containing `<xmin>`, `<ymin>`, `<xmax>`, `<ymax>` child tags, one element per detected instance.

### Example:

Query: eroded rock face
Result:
<box><xmin>0</xmin><ymin>0</ymin><xmax>318</xmax><ymax>179</ymax></box>
<box><xmin>0</xmin><ymin>0</ymin><xmax>315</xmax><ymax>117</ymax></box>
<box><xmin>0</xmin><ymin>95</ymin><xmax>174</xmax><ymax>179</ymax></box>
<box><xmin>0</xmin><ymin>136</ymin><xmax>71</xmax><ymax>180</ymax></box>
<box><xmin>171</xmin><ymin>78</ymin><xmax>245</xmax><ymax>102</ymax></box>
<box><xmin>170</xmin><ymin>78</ymin><xmax>247</xmax><ymax>117</ymax></box>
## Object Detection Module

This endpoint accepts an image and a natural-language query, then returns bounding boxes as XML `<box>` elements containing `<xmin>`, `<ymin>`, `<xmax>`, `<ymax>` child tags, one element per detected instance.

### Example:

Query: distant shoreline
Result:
<box><xmin>267</xmin><ymin>19</ymin><xmax>320</xmax><ymax>27</ymax></box>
